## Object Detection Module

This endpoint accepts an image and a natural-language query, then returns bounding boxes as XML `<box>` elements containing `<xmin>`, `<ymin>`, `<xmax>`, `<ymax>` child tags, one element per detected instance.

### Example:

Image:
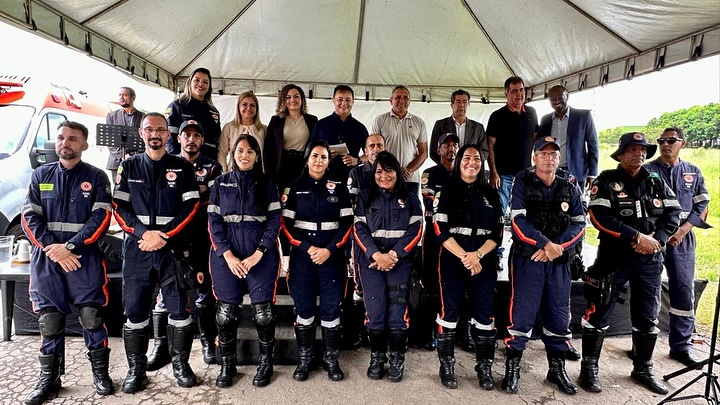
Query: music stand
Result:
<box><xmin>658</xmin><ymin>283</ymin><xmax>720</xmax><ymax>404</ymax></box>
<box><xmin>96</xmin><ymin>124</ymin><xmax>144</xmax><ymax>161</ymax></box>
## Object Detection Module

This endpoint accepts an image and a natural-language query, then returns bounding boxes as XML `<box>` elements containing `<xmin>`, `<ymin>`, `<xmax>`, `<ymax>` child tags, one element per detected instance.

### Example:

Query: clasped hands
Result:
<box><xmin>459</xmin><ymin>250</ymin><xmax>483</xmax><ymax>276</ymax></box>
<box><xmin>224</xmin><ymin>249</ymin><xmax>264</xmax><ymax>279</ymax></box>
<box><xmin>632</xmin><ymin>232</ymin><xmax>661</xmax><ymax>255</ymax></box>
<box><xmin>370</xmin><ymin>250</ymin><xmax>399</xmax><ymax>271</ymax></box>
<box><xmin>43</xmin><ymin>243</ymin><xmax>82</xmax><ymax>272</ymax></box>
<box><xmin>530</xmin><ymin>242</ymin><xmax>564</xmax><ymax>263</ymax></box>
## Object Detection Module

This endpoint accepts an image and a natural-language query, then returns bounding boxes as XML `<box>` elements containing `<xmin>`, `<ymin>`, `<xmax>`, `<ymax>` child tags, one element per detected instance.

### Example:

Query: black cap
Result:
<box><xmin>438</xmin><ymin>133</ymin><xmax>460</xmax><ymax>147</ymax></box>
<box><xmin>610</xmin><ymin>132</ymin><xmax>657</xmax><ymax>162</ymax></box>
<box><xmin>533</xmin><ymin>136</ymin><xmax>560</xmax><ymax>152</ymax></box>
<box><xmin>179</xmin><ymin>120</ymin><xmax>204</xmax><ymax>136</ymax></box>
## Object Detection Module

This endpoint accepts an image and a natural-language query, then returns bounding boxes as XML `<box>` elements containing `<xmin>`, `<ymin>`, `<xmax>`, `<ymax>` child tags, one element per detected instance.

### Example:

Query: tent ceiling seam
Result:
<box><xmin>562</xmin><ymin>0</ymin><xmax>640</xmax><ymax>53</ymax></box>
<box><xmin>460</xmin><ymin>0</ymin><xmax>514</xmax><ymax>77</ymax></box>
<box><xmin>352</xmin><ymin>0</ymin><xmax>366</xmax><ymax>85</ymax></box>
<box><xmin>80</xmin><ymin>0</ymin><xmax>128</xmax><ymax>25</ymax></box>
<box><xmin>177</xmin><ymin>0</ymin><xmax>257</xmax><ymax>78</ymax></box>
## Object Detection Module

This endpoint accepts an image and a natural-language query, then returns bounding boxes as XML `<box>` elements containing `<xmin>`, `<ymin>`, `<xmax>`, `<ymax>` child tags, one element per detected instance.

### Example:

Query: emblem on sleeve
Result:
<box><xmin>653</xmin><ymin>198</ymin><xmax>662</xmax><ymax>208</ymax></box>
<box><xmin>590</xmin><ymin>185</ymin><xmax>598</xmax><ymax>195</ymax></box>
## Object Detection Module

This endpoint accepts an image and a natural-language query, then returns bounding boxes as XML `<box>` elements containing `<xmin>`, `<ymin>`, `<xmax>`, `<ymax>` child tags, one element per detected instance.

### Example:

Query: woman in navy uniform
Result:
<box><xmin>281</xmin><ymin>140</ymin><xmax>353</xmax><ymax>382</ymax></box>
<box><xmin>433</xmin><ymin>144</ymin><xmax>503</xmax><ymax>390</ymax></box>
<box><xmin>207</xmin><ymin>135</ymin><xmax>282</xmax><ymax>388</ymax></box>
<box><xmin>353</xmin><ymin>151</ymin><xmax>423</xmax><ymax>383</ymax></box>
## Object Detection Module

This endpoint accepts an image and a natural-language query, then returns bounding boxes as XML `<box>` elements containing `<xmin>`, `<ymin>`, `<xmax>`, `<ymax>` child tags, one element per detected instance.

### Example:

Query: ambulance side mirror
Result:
<box><xmin>29</xmin><ymin>141</ymin><xmax>59</xmax><ymax>169</ymax></box>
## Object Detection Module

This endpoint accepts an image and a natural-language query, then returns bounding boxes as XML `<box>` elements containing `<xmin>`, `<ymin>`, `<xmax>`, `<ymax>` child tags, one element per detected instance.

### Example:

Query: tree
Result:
<box><xmin>644</xmin><ymin>103</ymin><xmax>720</xmax><ymax>144</ymax></box>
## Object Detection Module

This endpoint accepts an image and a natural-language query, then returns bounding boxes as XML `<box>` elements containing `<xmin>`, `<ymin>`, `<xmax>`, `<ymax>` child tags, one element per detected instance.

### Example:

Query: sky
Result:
<box><xmin>2</xmin><ymin>20</ymin><xmax>718</xmax><ymax>131</ymax></box>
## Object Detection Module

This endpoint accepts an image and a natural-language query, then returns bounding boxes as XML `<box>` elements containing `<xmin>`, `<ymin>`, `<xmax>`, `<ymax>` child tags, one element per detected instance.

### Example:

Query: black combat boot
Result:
<box><xmin>253</xmin><ymin>321</ymin><xmax>275</xmax><ymax>387</ymax></box>
<box><xmin>580</xmin><ymin>327</ymin><xmax>604</xmax><ymax>392</ymax></box>
<box><xmin>367</xmin><ymin>328</ymin><xmax>388</xmax><ymax>380</ymax></box>
<box><xmin>146</xmin><ymin>310</ymin><xmax>170</xmax><ymax>371</ymax></box>
<box><xmin>630</xmin><ymin>331</ymin><xmax>668</xmax><ymax>394</ymax></box>
<box><xmin>501</xmin><ymin>347</ymin><xmax>522</xmax><ymax>394</ymax></box>
<box><xmin>196</xmin><ymin>302</ymin><xmax>218</xmax><ymax>365</ymax></box>
<box><xmin>24</xmin><ymin>354</ymin><xmax>61</xmax><ymax>405</ymax></box>
<box><xmin>168</xmin><ymin>324</ymin><xmax>197</xmax><ymax>388</ymax></box>
<box><xmin>215</xmin><ymin>303</ymin><xmax>239</xmax><ymax>388</ymax></box>
<box><xmin>436</xmin><ymin>331</ymin><xmax>458</xmax><ymax>389</ymax></box>
<box><xmin>472</xmin><ymin>329</ymin><xmax>496</xmax><ymax>390</ymax></box>
<box><xmin>546</xmin><ymin>350</ymin><xmax>577</xmax><ymax>394</ymax></box>
<box><xmin>322</xmin><ymin>326</ymin><xmax>345</xmax><ymax>381</ymax></box>
<box><xmin>387</xmin><ymin>329</ymin><xmax>408</xmax><ymax>383</ymax></box>
<box><xmin>566</xmin><ymin>341</ymin><xmax>581</xmax><ymax>361</ymax></box>
<box><xmin>121</xmin><ymin>325</ymin><xmax>149</xmax><ymax>393</ymax></box>
<box><xmin>87</xmin><ymin>347</ymin><xmax>114</xmax><ymax>395</ymax></box>
<box><xmin>293</xmin><ymin>324</ymin><xmax>316</xmax><ymax>381</ymax></box>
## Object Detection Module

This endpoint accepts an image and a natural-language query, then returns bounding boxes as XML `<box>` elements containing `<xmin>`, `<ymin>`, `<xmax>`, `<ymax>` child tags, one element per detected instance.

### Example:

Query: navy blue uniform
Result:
<box><xmin>23</xmin><ymin>161</ymin><xmax>113</xmax><ymax>354</ymax></box>
<box><xmin>507</xmin><ymin>168</ymin><xmax>585</xmax><ymax>352</ymax></box>
<box><xmin>112</xmin><ymin>153</ymin><xmax>200</xmax><ymax>325</ymax></box>
<box><xmin>434</xmin><ymin>176</ymin><xmax>503</xmax><ymax>335</ymax></box>
<box><xmin>166</xmin><ymin>98</ymin><xmax>221</xmax><ymax>156</ymax></box>
<box><xmin>353</xmin><ymin>189</ymin><xmax>423</xmax><ymax>331</ymax></box>
<box><xmin>281</xmin><ymin>173</ymin><xmax>353</xmax><ymax>327</ymax></box>
<box><xmin>585</xmin><ymin>166</ymin><xmax>680</xmax><ymax>333</ymax></box>
<box><xmin>312</xmin><ymin>113</ymin><xmax>368</xmax><ymax>182</ymax></box>
<box><xmin>644</xmin><ymin>159</ymin><xmax>710</xmax><ymax>351</ymax></box>
<box><xmin>207</xmin><ymin>170</ymin><xmax>281</xmax><ymax>305</ymax></box>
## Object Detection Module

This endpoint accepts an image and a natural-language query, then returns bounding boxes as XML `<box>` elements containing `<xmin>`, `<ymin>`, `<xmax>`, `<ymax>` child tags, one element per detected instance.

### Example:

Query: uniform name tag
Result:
<box><xmin>39</xmin><ymin>183</ymin><xmax>54</xmax><ymax>191</ymax></box>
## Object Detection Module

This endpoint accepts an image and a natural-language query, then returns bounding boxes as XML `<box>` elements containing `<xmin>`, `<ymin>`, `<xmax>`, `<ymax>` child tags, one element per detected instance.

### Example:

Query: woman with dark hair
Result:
<box><xmin>218</xmin><ymin>91</ymin><xmax>267</xmax><ymax>172</ymax></box>
<box><xmin>432</xmin><ymin>144</ymin><xmax>503</xmax><ymax>390</ymax></box>
<box><xmin>207</xmin><ymin>135</ymin><xmax>282</xmax><ymax>388</ymax></box>
<box><xmin>353</xmin><ymin>151</ymin><xmax>423</xmax><ymax>383</ymax></box>
<box><xmin>166</xmin><ymin>67</ymin><xmax>221</xmax><ymax>155</ymax></box>
<box><xmin>263</xmin><ymin>84</ymin><xmax>318</xmax><ymax>191</ymax></box>
<box><xmin>281</xmin><ymin>140</ymin><xmax>353</xmax><ymax>382</ymax></box>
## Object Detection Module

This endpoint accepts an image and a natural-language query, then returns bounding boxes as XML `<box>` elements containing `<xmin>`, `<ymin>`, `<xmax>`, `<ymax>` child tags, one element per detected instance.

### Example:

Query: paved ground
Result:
<box><xmin>0</xmin><ymin>333</ymin><xmax>715</xmax><ymax>405</ymax></box>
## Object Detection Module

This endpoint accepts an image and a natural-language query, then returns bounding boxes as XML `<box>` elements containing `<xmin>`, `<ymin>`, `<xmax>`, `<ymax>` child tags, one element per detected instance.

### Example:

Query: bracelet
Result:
<box><xmin>256</xmin><ymin>245</ymin><xmax>268</xmax><ymax>254</ymax></box>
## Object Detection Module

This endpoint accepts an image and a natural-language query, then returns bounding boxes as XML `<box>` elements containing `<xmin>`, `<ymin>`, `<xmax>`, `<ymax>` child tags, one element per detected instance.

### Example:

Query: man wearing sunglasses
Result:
<box><xmin>645</xmin><ymin>127</ymin><xmax>711</xmax><ymax>367</ymax></box>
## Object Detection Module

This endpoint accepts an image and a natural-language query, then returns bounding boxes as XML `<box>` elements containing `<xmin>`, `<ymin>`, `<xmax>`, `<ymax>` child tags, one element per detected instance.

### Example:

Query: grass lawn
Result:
<box><xmin>584</xmin><ymin>145</ymin><xmax>719</xmax><ymax>331</ymax></box>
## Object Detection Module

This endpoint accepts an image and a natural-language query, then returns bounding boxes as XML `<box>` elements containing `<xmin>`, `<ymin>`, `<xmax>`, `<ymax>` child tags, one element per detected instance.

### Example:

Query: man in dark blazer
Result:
<box><xmin>539</xmin><ymin>85</ymin><xmax>599</xmax><ymax>190</ymax></box>
<box><xmin>429</xmin><ymin>89</ymin><xmax>488</xmax><ymax>165</ymax></box>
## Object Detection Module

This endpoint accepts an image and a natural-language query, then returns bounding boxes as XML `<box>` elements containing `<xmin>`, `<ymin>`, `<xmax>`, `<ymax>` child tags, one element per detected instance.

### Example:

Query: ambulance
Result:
<box><xmin>0</xmin><ymin>75</ymin><xmax>111</xmax><ymax>249</ymax></box>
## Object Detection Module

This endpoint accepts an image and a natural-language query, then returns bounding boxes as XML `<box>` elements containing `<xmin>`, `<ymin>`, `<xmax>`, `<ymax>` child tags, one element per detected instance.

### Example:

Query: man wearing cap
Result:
<box><xmin>146</xmin><ymin>120</ymin><xmax>223</xmax><ymax>372</ymax></box>
<box><xmin>538</xmin><ymin>85</ymin><xmax>599</xmax><ymax>190</ymax></box>
<box><xmin>112</xmin><ymin>113</ymin><xmax>200</xmax><ymax>392</ymax></box>
<box><xmin>502</xmin><ymin>136</ymin><xmax>585</xmax><ymax>395</ymax></box>
<box><xmin>581</xmin><ymin>132</ymin><xmax>681</xmax><ymax>394</ymax></box>
<box><xmin>429</xmin><ymin>90</ymin><xmax>488</xmax><ymax>165</ymax></box>
<box><xmin>645</xmin><ymin>127</ymin><xmax>711</xmax><ymax>367</ymax></box>
<box><xmin>412</xmin><ymin>133</ymin><xmax>459</xmax><ymax>351</ymax></box>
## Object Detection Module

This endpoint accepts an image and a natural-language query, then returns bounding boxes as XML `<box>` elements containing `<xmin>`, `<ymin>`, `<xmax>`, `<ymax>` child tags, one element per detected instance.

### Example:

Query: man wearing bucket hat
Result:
<box><xmin>503</xmin><ymin>136</ymin><xmax>586</xmax><ymax>395</ymax></box>
<box><xmin>645</xmin><ymin>127</ymin><xmax>711</xmax><ymax>367</ymax></box>
<box><xmin>581</xmin><ymin>132</ymin><xmax>681</xmax><ymax>394</ymax></box>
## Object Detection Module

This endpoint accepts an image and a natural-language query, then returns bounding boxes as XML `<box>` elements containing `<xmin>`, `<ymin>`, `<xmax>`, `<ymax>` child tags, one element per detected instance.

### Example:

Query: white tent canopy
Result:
<box><xmin>2</xmin><ymin>0</ymin><xmax>719</xmax><ymax>101</ymax></box>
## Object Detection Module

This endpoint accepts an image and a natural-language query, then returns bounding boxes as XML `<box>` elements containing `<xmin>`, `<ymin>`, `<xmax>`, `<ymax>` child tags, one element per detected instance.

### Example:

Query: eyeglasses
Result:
<box><xmin>535</xmin><ymin>151</ymin><xmax>559</xmax><ymax>160</ymax></box>
<box><xmin>143</xmin><ymin>128</ymin><xmax>168</xmax><ymax>134</ymax></box>
<box><xmin>657</xmin><ymin>137</ymin><xmax>680</xmax><ymax>145</ymax></box>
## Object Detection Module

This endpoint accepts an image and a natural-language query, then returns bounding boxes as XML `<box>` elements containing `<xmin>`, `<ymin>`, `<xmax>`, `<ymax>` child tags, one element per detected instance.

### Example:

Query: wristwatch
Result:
<box><xmin>476</xmin><ymin>251</ymin><xmax>484</xmax><ymax>259</ymax></box>
<box><xmin>256</xmin><ymin>245</ymin><xmax>268</xmax><ymax>254</ymax></box>
<box><xmin>65</xmin><ymin>242</ymin><xmax>76</xmax><ymax>252</ymax></box>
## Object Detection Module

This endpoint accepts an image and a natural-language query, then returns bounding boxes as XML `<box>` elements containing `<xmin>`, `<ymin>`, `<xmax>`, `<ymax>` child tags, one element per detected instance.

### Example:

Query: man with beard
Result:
<box><xmin>22</xmin><ymin>121</ymin><xmax>114</xmax><ymax>404</ymax></box>
<box><xmin>429</xmin><ymin>90</ymin><xmax>488</xmax><ymax>165</ymax></box>
<box><xmin>645</xmin><ymin>127</ymin><xmax>710</xmax><ymax>367</ymax></box>
<box><xmin>411</xmin><ymin>133</ymin><xmax>459</xmax><ymax>351</ymax></box>
<box><xmin>106</xmin><ymin>87</ymin><xmax>144</xmax><ymax>179</ymax></box>
<box><xmin>112</xmin><ymin>113</ymin><xmax>200</xmax><ymax>393</ymax></box>
<box><xmin>312</xmin><ymin>85</ymin><xmax>369</xmax><ymax>182</ymax></box>
<box><xmin>581</xmin><ymin>132</ymin><xmax>680</xmax><ymax>394</ymax></box>
<box><xmin>145</xmin><ymin>120</ymin><xmax>223</xmax><ymax>371</ymax></box>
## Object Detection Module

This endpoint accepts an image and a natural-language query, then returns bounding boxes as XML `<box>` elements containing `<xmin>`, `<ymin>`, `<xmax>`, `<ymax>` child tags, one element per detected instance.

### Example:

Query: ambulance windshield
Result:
<box><xmin>0</xmin><ymin>105</ymin><xmax>34</xmax><ymax>159</ymax></box>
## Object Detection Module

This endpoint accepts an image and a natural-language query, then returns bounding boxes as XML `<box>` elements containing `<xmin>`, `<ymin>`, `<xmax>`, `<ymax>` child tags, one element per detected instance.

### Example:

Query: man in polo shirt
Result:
<box><xmin>312</xmin><ymin>85</ymin><xmax>369</xmax><ymax>182</ymax></box>
<box><xmin>487</xmin><ymin>76</ymin><xmax>539</xmax><ymax>270</ymax></box>
<box><xmin>371</xmin><ymin>85</ymin><xmax>428</xmax><ymax>193</ymax></box>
